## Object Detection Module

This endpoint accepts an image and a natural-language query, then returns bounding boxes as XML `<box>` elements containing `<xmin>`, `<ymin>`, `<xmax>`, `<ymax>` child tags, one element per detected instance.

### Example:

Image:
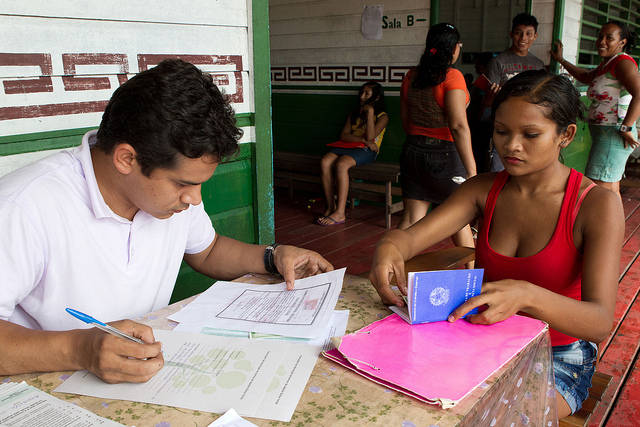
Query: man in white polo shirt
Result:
<box><xmin>0</xmin><ymin>59</ymin><xmax>333</xmax><ymax>384</ymax></box>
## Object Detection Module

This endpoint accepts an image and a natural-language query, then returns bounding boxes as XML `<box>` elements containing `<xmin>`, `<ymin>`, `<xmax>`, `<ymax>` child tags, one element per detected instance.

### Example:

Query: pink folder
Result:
<box><xmin>323</xmin><ymin>313</ymin><xmax>547</xmax><ymax>408</ymax></box>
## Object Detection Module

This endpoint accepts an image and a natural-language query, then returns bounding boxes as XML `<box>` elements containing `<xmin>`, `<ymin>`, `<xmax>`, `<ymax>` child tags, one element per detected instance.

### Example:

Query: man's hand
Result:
<box><xmin>78</xmin><ymin>319</ymin><xmax>164</xmax><ymax>383</ymax></box>
<box><xmin>273</xmin><ymin>245</ymin><xmax>334</xmax><ymax>290</ymax></box>
<box><xmin>482</xmin><ymin>82</ymin><xmax>501</xmax><ymax>107</ymax></box>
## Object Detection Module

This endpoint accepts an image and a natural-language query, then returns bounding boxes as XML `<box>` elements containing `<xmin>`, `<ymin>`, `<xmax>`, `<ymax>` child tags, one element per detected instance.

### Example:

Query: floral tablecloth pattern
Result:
<box><xmin>1</xmin><ymin>273</ymin><xmax>557</xmax><ymax>426</ymax></box>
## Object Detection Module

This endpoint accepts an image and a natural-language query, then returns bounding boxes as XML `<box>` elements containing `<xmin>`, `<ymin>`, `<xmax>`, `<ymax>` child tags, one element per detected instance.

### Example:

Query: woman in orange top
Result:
<box><xmin>398</xmin><ymin>23</ymin><xmax>477</xmax><ymax>252</ymax></box>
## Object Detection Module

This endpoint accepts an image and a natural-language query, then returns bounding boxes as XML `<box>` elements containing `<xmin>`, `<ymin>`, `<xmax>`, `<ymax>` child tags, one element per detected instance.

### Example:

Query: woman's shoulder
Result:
<box><xmin>442</xmin><ymin>68</ymin><xmax>468</xmax><ymax>91</ymax></box>
<box><xmin>576</xmin><ymin>175</ymin><xmax>623</xmax><ymax>225</ymax></box>
<box><xmin>605</xmin><ymin>53</ymin><xmax>638</xmax><ymax>77</ymax></box>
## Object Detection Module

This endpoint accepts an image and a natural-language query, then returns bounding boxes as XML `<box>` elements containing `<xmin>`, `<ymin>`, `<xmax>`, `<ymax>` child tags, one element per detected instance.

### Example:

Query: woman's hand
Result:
<box><xmin>365</xmin><ymin>140</ymin><xmax>379</xmax><ymax>152</ymax></box>
<box><xmin>368</xmin><ymin>242</ymin><xmax>406</xmax><ymax>307</ymax></box>
<box><xmin>447</xmin><ymin>279</ymin><xmax>531</xmax><ymax>324</ymax></box>
<box><xmin>362</xmin><ymin>104</ymin><xmax>375</xmax><ymax>114</ymax></box>
<box><xmin>621</xmin><ymin>130</ymin><xmax>640</xmax><ymax>149</ymax></box>
<box><xmin>550</xmin><ymin>40</ymin><xmax>564</xmax><ymax>63</ymax></box>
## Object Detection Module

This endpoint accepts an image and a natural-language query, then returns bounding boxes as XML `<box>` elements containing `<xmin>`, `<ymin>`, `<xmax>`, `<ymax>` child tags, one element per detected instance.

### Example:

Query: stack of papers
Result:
<box><xmin>56</xmin><ymin>330</ymin><xmax>319</xmax><ymax>422</ymax></box>
<box><xmin>54</xmin><ymin>269</ymin><xmax>349</xmax><ymax>422</ymax></box>
<box><xmin>170</xmin><ymin>268</ymin><xmax>347</xmax><ymax>344</ymax></box>
<box><xmin>0</xmin><ymin>381</ymin><xmax>121</xmax><ymax>426</ymax></box>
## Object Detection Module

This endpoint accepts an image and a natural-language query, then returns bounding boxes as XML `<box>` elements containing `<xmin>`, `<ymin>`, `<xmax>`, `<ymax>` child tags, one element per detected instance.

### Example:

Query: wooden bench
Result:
<box><xmin>273</xmin><ymin>151</ymin><xmax>403</xmax><ymax>229</ymax></box>
<box><xmin>559</xmin><ymin>371</ymin><xmax>613</xmax><ymax>426</ymax></box>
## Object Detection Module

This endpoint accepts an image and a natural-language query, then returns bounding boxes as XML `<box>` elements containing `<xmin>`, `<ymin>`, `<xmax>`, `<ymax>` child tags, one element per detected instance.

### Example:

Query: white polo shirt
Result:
<box><xmin>0</xmin><ymin>131</ymin><xmax>216</xmax><ymax>331</ymax></box>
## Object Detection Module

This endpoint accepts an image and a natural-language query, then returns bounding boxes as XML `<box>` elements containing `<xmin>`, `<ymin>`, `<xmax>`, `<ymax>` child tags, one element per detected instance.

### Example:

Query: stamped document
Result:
<box><xmin>55</xmin><ymin>330</ymin><xmax>319</xmax><ymax>422</ymax></box>
<box><xmin>170</xmin><ymin>268</ymin><xmax>346</xmax><ymax>338</ymax></box>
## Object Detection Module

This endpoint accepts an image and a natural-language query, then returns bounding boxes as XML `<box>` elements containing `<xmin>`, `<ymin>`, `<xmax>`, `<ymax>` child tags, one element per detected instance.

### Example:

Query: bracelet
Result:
<box><xmin>263</xmin><ymin>243</ymin><xmax>280</xmax><ymax>274</ymax></box>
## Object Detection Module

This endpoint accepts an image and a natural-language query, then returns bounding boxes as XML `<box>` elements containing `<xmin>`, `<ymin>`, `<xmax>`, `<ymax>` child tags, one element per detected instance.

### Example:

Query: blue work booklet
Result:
<box><xmin>390</xmin><ymin>269</ymin><xmax>484</xmax><ymax>324</ymax></box>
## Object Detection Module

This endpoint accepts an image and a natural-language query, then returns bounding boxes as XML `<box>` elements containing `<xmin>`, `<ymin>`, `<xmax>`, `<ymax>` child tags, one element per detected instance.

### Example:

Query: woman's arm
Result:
<box><xmin>339</xmin><ymin>116</ymin><xmax>365</xmax><ymax>142</ymax></box>
<box><xmin>617</xmin><ymin>59</ymin><xmax>640</xmax><ymax>148</ymax></box>
<box><xmin>444</xmin><ymin>89</ymin><xmax>477</xmax><ymax>177</ymax></box>
<box><xmin>363</xmin><ymin>106</ymin><xmax>389</xmax><ymax>152</ymax></box>
<box><xmin>551</xmin><ymin>40</ymin><xmax>595</xmax><ymax>85</ymax></box>
<box><xmin>369</xmin><ymin>176</ymin><xmax>489</xmax><ymax>305</ymax></box>
<box><xmin>450</xmin><ymin>186</ymin><xmax>623</xmax><ymax>343</ymax></box>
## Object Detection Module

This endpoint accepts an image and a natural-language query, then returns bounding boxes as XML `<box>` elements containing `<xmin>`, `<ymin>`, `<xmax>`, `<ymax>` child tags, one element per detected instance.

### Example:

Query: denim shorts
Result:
<box><xmin>400</xmin><ymin>135</ymin><xmax>467</xmax><ymax>204</ymax></box>
<box><xmin>553</xmin><ymin>340</ymin><xmax>598</xmax><ymax>414</ymax></box>
<box><xmin>586</xmin><ymin>124</ymin><xmax>636</xmax><ymax>182</ymax></box>
<box><xmin>328</xmin><ymin>147</ymin><xmax>377</xmax><ymax>166</ymax></box>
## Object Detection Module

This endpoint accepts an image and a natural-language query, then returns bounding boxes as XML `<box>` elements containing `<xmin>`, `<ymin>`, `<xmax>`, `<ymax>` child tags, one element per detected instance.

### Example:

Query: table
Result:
<box><xmin>1</xmin><ymin>272</ymin><xmax>558</xmax><ymax>426</ymax></box>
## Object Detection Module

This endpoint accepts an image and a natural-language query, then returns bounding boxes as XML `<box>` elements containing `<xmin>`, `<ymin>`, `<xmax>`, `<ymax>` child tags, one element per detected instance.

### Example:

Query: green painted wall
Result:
<box><xmin>273</xmin><ymin>90</ymin><xmax>592</xmax><ymax>173</ymax></box>
<box><xmin>170</xmin><ymin>142</ymin><xmax>257</xmax><ymax>302</ymax></box>
<box><xmin>272</xmin><ymin>90</ymin><xmax>404</xmax><ymax>163</ymax></box>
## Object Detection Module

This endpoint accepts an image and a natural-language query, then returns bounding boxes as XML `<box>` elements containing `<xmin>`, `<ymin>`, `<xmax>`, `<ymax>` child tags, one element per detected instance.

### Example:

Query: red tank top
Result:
<box><xmin>476</xmin><ymin>169</ymin><xmax>592</xmax><ymax>346</ymax></box>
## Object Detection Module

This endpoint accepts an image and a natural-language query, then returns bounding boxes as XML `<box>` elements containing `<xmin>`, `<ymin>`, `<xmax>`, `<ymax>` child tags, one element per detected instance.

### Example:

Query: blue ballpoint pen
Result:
<box><xmin>65</xmin><ymin>308</ymin><xmax>145</xmax><ymax>344</ymax></box>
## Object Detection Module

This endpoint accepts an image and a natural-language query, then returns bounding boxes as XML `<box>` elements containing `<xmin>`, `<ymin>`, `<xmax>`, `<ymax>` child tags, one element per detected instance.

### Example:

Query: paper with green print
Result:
<box><xmin>53</xmin><ymin>330</ymin><xmax>319</xmax><ymax>422</ymax></box>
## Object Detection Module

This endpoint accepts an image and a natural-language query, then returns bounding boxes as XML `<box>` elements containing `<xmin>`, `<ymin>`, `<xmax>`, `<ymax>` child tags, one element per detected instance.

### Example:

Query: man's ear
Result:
<box><xmin>560</xmin><ymin>124</ymin><xmax>578</xmax><ymax>148</ymax></box>
<box><xmin>112</xmin><ymin>143</ymin><xmax>138</xmax><ymax>175</ymax></box>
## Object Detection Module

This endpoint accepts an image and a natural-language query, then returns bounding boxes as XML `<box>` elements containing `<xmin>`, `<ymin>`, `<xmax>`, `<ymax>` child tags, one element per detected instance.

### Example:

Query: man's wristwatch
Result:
<box><xmin>263</xmin><ymin>243</ymin><xmax>280</xmax><ymax>274</ymax></box>
<box><xmin>619</xmin><ymin>124</ymin><xmax>633</xmax><ymax>133</ymax></box>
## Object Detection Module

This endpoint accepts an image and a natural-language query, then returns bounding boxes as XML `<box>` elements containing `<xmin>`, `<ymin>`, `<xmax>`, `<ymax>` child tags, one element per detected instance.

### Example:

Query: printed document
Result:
<box><xmin>0</xmin><ymin>381</ymin><xmax>121</xmax><ymax>426</ymax></box>
<box><xmin>54</xmin><ymin>330</ymin><xmax>319</xmax><ymax>422</ymax></box>
<box><xmin>169</xmin><ymin>268</ymin><xmax>345</xmax><ymax>338</ymax></box>
<box><xmin>175</xmin><ymin>310</ymin><xmax>350</xmax><ymax>352</ymax></box>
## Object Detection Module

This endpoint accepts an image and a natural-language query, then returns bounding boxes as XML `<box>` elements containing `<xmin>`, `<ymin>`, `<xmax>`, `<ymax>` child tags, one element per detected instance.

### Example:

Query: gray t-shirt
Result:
<box><xmin>486</xmin><ymin>50</ymin><xmax>545</xmax><ymax>85</ymax></box>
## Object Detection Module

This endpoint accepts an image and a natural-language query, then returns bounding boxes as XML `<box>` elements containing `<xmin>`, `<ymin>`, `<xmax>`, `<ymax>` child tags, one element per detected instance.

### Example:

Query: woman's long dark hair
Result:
<box><xmin>350</xmin><ymin>81</ymin><xmax>386</xmax><ymax>124</ymax></box>
<box><xmin>413</xmin><ymin>23</ymin><xmax>460</xmax><ymax>89</ymax></box>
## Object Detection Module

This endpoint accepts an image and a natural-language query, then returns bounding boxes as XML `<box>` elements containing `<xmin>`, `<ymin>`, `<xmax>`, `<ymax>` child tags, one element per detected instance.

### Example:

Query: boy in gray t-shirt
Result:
<box><xmin>485</xmin><ymin>12</ymin><xmax>545</xmax><ymax>92</ymax></box>
<box><xmin>486</xmin><ymin>49</ymin><xmax>545</xmax><ymax>86</ymax></box>
<box><xmin>478</xmin><ymin>13</ymin><xmax>545</xmax><ymax>171</ymax></box>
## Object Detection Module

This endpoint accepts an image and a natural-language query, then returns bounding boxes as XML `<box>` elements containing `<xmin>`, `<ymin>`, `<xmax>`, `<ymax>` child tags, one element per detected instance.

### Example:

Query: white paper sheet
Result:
<box><xmin>175</xmin><ymin>310</ymin><xmax>350</xmax><ymax>352</ymax></box>
<box><xmin>208</xmin><ymin>408</ymin><xmax>257</xmax><ymax>426</ymax></box>
<box><xmin>361</xmin><ymin>5</ymin><xmax>383</xmax><ymax>40</ymax></box>
<box><xmin>169</xmin><ymin>269</ymin><xmax>346</xmax><ymax>338</ymax></box>
<box><xmin>54</xmin><ymin>330</ymin><xmax>319</xmax><ymax>422</ymax></box>
<box><xmin>0</xmin><ymin>381</ymin><xmax>122</xmax><ymax>426</ymax></box>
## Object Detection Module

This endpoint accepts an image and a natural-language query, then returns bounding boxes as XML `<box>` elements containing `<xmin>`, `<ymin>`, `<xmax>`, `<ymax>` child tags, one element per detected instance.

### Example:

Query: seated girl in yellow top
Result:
<box><xmin>318</xmin><ymin>81</ymin><xmax>389</xmax><ymax>226</ymax></box>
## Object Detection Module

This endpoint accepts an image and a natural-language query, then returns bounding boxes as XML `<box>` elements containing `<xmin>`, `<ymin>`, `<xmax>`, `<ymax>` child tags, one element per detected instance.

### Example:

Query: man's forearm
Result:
<box><xmin>190</xmin><ymin>235</ymin><xmax>267</xmax><ymax>280</ymax></box>
<box><xmin>0</xmin><ymin>320</ymin><xmax>85</xmax><ymax>375</ymax></box>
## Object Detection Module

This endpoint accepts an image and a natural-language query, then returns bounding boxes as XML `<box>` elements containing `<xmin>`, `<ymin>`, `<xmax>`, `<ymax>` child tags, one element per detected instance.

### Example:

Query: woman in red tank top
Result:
<box><xmin>369</xmin><ymin>70</ymin><xmax>624</xmax><ymax>418</ymax></box>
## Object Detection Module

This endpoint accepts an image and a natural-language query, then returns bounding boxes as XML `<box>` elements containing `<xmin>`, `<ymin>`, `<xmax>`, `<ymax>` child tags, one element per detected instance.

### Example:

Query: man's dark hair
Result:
<box><xmin>96</xmin><ymin>59</ymin><xmax>241</xmax><ymax>176</ymax></box>
<box><xmin>512</xmin><ymin>13</ymin><xmax>538</xmax><ymax>33</ymax></box>
<box><xmin>492</xmin><ymin>69</ymin><xmax>585</xmax><ymax>134</ymax></box>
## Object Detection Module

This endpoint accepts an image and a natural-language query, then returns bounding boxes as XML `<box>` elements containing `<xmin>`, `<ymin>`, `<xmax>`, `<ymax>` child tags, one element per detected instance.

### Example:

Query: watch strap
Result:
<box><xmin>263</xmin><ymin>243</ymin><xmax>280</xmax><ymax>274</ymax></box>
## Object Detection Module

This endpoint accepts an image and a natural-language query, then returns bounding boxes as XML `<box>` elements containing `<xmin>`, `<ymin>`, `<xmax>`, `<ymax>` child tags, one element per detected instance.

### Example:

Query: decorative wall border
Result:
<box><xmin>0</xmin><ymin>53</ymin><xmax>244</xmax><ymax>122</ymax></box>
<box><xmin>271</xmin><ymin>65</ymin><xmax>412</xmax><ymax>84</ymax></box>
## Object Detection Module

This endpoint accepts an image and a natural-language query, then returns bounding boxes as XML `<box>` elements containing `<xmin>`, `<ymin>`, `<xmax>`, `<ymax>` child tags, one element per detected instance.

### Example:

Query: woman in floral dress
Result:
<box><xmin>552</xmin><ymin>21</ymin><xmax>639</xmax><ymax>197</ymax></box>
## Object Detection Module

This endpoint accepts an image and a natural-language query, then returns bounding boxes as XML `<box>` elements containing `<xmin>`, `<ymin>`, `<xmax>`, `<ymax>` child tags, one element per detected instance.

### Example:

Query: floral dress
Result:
<box><xmin>584</xmin><ymin>53</ymin><xmax>639</xmax><ymax>181</ymax></box>
<box><xmin>587</xmin><ymin>53</ymin><xmax>637</xmax><ymax>126</ymax></box>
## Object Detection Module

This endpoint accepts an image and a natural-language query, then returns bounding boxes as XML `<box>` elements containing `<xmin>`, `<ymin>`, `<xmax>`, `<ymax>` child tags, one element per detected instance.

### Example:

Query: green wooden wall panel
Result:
<box><xmin>0</xmin><ymin>113</ymin><xmax>255</xmax><ymax>156</ymax></box>
<box><xmin>171</xmin><ymin>205</ymin><xmax>255</xmax><ymax>303</ymax></box>
<box><xmin>272</xmin><ymin>92</ymin><xmax>404</xmax><ymax>163</ymax></box>
<box><xmin>0</xmin><ymin>127</ymin><xmax>96</xmax><ymax>156</ymax></box>
<box><xmin>201</xmin><ymin>158</ymin><xmax>254</xmax><ymax>214</ymax></box>
<box><xmin>273</xmin><ymin>91</ymin><xmax>593</xmax><ymax>172</ymax></box>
